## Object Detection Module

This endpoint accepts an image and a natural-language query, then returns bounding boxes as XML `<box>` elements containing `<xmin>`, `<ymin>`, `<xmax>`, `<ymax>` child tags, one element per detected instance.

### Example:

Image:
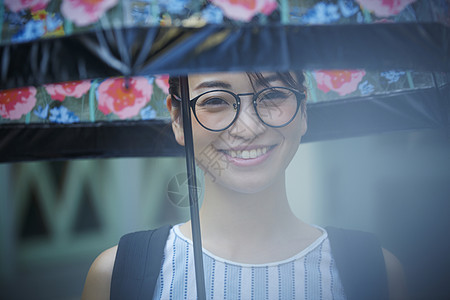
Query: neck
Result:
<box><xmin>182</xmin><ymin>172</ymin><xmax>303</xmax><ymax>246</ymax></box>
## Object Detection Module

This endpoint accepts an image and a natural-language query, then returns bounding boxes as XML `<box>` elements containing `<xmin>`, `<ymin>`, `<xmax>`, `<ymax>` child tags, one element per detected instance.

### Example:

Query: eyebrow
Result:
<box><xmin>253</xmin><ymin>74</ymin><xmax>282</xmax><ymax>86</ymax></box>
<box><xmin>194</xmin><ymin>81</ymin><xmax>232</xmax><ymax>90</ymax></box>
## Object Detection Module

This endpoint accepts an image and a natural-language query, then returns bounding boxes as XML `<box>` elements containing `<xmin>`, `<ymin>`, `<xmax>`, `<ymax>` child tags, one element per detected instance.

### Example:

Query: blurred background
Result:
<box><xmin>1</xmin><ymin>127</ymin><xmax>449</xmax><ymax>300</ymax></box>
<box><xmin>1</xmin><ymin>0</ymin><xmax>449</xmax><ymax>299</ymax></box>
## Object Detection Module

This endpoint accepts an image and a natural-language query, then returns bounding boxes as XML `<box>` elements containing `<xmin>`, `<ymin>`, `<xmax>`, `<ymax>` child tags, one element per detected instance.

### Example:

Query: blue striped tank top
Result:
<box><xmin>153</xmin><ymin>224</ymin><xmax>346</xmax><ymax>299</ymax></box>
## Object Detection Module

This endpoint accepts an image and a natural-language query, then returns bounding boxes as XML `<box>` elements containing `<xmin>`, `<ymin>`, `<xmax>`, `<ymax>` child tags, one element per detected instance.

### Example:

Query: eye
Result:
<box><xmin>196</xmin><ymin>91</ymin><xmax>236</xmax><ymax>108</ymax></box>
<box><xmin>259</xmin><ymin>89</ymin><xmax>290</xmax><ymax>102</ymax></box>
<box><xmin>198</xmin><ymin>97</ymin><xmax>230</xmax><ymax>106</ymax></box>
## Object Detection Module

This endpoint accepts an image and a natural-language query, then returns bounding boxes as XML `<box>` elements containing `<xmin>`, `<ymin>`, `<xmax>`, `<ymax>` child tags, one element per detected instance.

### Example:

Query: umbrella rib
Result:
<box><xmin>180</xmin><ymin>75</ymin><xmax>207</xmax><ymax>300</ymax></box>
<box><xmin>39</xmin><ymin>42</ymin><xmax>50</xmax><ymax>81</ymax></box>
<box><xmin>1</xmin><ymin>45</ymin><xmax>9</xmax><ymax>83</ymax></box>
<box><xmin>114</xmin><ymin>27</ymin><xmax>132</xmax><ymax>75</ymax></box>
<box><xmin>79</xmin><ymin>30</ymin><xmax>129</xmax><ymax>74</ymax></box>
<box><xmin>132</xmin><ymin>28</ymin><xmax>158</xmax><ymax>73</ymax></box>
<box><xmin>30</xmin><ymin>43</ymin><xmax>39</xmax><ymax>83</ymax></box>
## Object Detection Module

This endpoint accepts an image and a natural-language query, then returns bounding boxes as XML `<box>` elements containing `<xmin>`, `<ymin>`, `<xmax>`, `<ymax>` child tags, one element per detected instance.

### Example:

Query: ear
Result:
<box><xmin>300</xmin><ymin>98</ymin><xmax>307</xmax><ymax>135</ymax></box>
<box><xmin>166</xmin><ymin>95</ymin><xmax>185</xmax><ymax>146</ymax></box>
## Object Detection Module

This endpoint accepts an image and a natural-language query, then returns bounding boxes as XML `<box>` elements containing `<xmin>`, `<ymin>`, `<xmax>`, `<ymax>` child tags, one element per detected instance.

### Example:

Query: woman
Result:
<box><xmin>82</xmin><ymin>71</ymin><xmax>407</xmax><ymax>299</ymax></box>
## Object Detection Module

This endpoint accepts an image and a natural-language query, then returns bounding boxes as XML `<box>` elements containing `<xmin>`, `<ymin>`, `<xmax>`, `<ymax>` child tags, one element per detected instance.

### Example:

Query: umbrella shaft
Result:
<box><xmin>180</xmin><ymin>75</ymin><xmax>207</xmax><ymax>300</ymax></box>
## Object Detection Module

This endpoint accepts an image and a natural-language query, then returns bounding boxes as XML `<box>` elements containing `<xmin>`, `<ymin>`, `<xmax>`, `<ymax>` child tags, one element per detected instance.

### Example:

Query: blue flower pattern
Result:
<box><xmin>12</xmin><ymin>20</ymin><xmax>45</xmax><ymax>42</ymax></box>
<box><xmin>140</xmin><ymin>106</ymin><xmax>157</xmax><ymax>120</ymax></box>
<box><xmin>131</xmin><ymin>2</ymin><xmax>158</xmax><ymax>25</ymax></box>
<box><xmin>359</xmin><ymin>80</ymin><xmax>375</xmax><ymax>95</ymax></box>
<box><xmin>46</xmin><ymin>13</ymin><xmax>63</xmax><ymax>32</ymax></box>
<box><xmin>202</xmin><ymin>5</ymin><xmax>224</xmax><ymax>24</ymax></box>
<box><xmin>158</xmin><ymin>0</ymin><xmax>190</xmax><ymax>15</ymax></box>
<box><xmin>49</xmin><ymin>106</ymin><xmax>80</xmax><ymax>124</ymax></box>
<box><xmin>381</xmin><ymin>71</ymin><xmax>406</xmax><ymax>84</ymax></box>
<box><xmin>33</xmin><ymin>104</ymin><xmax>49</xmax><ymax>119</ymax></box>
<box><xmin>5</xmin><ymin>11</ymin><xmax>28</xmax><ymax>27</ymax></box>
<box><xmin>301</xmin><ymin>3</ymin><xmax>341</xmax><ymax>24</ymax></box>
<box><xmin>338</xmin><ymin>0</ymin><xmax>359</xmax><ymax>18</ymax></box>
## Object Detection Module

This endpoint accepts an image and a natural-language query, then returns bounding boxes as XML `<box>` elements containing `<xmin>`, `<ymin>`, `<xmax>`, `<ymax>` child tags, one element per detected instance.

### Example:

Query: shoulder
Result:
<box><xmin>81</xmin><ymin>245</ymin><xmax>118</xmax><ymax>300</ymax></box>
<box><xmin>382</xmin><ymin>248</ymin><xmax>409</xmax><ymax>300</ymax></box>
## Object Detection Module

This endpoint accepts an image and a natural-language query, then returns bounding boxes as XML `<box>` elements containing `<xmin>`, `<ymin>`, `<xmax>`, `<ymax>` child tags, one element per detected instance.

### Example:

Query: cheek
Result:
<box><xmin>280</xmin><ymin>115</ymin><xmax>306</xmax><ymax>161</ymax></box>
<box><xmin>192</xmin><ymin>122</ymin><xmax>219</xmax><ymax>154</ymax></box>
<box><xmin>283</xmin><ymin>113</ymin><xmax>307</xmax><ymax>141</ymax></box>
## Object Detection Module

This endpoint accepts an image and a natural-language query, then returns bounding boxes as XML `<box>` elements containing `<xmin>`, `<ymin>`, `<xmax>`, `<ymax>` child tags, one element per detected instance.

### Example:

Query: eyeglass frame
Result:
<box><xmin>172</xmin><ymin>86</ymin><xmax>306</xmax><ymax>132</ymax></box>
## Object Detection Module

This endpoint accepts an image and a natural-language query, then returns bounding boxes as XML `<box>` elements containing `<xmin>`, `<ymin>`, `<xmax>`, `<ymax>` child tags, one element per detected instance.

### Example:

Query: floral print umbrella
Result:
<box><xmin>0</xmin><ymin>1</ymin><xmax>448</xmax><ymax>161</ymax></box>
<box><xmin>1</xmin><ymin>0</ymin><xmax>449</xmax><ymax>220</ymax></box>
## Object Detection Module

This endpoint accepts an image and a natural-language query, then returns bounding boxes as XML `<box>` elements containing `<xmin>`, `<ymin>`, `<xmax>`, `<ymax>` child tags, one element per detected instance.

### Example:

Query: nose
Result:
<box><xmin>228</xmin><ymin>99</ymin><xmax>266</xmax><ymax>140</ymax></box>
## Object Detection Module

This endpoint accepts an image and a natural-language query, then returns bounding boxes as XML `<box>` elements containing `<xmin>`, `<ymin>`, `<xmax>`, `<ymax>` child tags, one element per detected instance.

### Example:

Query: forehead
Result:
<box><xmin>188</xmin><ymin>72</ymin><xmax>285</xmax><ymax>92</ymax></box>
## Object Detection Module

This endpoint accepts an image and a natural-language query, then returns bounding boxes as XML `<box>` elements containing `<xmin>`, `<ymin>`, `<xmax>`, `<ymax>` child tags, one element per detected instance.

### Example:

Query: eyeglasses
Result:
<box><xmin>173</xmin><ymin>86</ymin><xmax>306</xmax><ymax>132</ymax></box>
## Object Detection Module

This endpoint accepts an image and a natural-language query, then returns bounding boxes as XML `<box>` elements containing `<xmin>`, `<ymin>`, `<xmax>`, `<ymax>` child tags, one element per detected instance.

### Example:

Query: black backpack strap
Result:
<box><xmin>326</xmin><ymin>226</ymin><xmax>389</xmax><ymax>300</ymax></box>
<box><xmin>110</xmin><ymin>225</ymin><xmax>171</xmax><ymax>300</ymax></box>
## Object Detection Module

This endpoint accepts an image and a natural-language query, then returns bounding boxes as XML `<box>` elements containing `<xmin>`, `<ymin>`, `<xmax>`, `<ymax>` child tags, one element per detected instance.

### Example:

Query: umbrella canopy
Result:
<box><xmin>0</xmin><ymin>0</ymin><xmax>449</xmax><ymax>162</ymax></box>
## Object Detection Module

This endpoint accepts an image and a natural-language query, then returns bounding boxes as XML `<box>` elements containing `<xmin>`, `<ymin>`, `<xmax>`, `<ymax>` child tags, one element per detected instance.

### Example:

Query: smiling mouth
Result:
<box><xmin>220</xmin><ymin>146</ymin><xmax>275</xmax><ymax>159</ymax></box>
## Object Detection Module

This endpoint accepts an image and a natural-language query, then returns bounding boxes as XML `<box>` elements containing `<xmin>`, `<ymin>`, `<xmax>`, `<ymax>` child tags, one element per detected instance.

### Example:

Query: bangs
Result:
<box><xmin>246</xmin><ymin>71</ymin><xmax>306</xmax><ymax>93</ymax></box>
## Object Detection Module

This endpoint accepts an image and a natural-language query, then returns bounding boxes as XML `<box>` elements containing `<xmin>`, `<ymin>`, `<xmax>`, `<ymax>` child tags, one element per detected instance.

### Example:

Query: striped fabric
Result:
<box><xmin>153</xmin><ymin>225</ymin><xmax>346</xmax><ymax>300</ymax></box>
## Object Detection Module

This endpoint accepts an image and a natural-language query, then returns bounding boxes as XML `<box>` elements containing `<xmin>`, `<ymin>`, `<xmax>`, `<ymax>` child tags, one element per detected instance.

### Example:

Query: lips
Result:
<box><xmin>218</xmin><ymin>145</ymin><xmax>277</xmax><ymax>167</ymax></box>
<box><xmin>223</xmin><ymin>146</ymin><xmax>270</xmax><ymax>159</ymax></box>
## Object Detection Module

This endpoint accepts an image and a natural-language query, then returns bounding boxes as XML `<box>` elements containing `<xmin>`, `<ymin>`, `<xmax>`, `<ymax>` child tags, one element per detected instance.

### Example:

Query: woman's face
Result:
<box><xmin>170</xmin><ymin>72</ymin><xmax>307</xmax><ymax>194</ymax></box>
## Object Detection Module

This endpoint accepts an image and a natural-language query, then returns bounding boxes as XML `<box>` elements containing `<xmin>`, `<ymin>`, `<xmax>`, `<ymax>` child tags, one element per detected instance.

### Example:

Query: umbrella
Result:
<box><xmin>0</xmin><ymin>1</ymin><xmax>448</xmax><ymax>161</ymax></box>
<box><xmin>0</xmin><ymin>0</ymin><xmax>449</xmax><ymax>299</ymax></box>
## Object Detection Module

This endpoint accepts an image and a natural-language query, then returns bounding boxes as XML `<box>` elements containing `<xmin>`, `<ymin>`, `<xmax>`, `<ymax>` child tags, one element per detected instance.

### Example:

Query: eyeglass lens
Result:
<box><xmin>193</xmin><ymin>87</ymin><xmax>299</xmax><ymax>131</ymax></box>
<box><xmin>256</xmin><ymin>88</ymin><xmax>298</xmax><ymax>127</ymax></box>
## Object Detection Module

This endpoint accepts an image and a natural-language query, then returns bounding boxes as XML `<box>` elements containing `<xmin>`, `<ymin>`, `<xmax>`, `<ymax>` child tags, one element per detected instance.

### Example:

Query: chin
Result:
<box><xmin>205</xmin><ymin>168</ymin><xmax>282</xmax><ymax>195</ymax></box>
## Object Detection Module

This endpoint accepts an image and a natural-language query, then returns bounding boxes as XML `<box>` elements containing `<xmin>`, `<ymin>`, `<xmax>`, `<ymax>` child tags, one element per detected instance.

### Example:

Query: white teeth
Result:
<box><xmin>225</xmin><ymin>147</ymin><xmax>270</xmax><ymax>159</ymax></box>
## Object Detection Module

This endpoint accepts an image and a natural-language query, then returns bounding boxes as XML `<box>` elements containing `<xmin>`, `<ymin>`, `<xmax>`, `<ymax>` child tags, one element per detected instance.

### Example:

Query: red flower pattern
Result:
<box><xmin>44</xmin><ymin>80</ymin><xmax>91</xmax><ymax>101</ymax></box>
<box><xmin>0</xmin><ymin>87</ymin><xmax>37</xmax><ymax>120</ymax></box>
<box><xmin>97</xmin><ymin>77</ymin><xmax>153</xmax><ymax>119</ymax></box>
<box><xmin>155</xmin><ymin>75</ymin><xmax>170</xmax><ymax>94</ymax></box>
<box><xmin>314</xmin><ymin>70</ymin><xmax>366</xmax><ymax>96</ymax></box>
<box><xmin>355</xmin><ymin>0</ymin><xmax>416</xmax><ymax>17</ymax></box>
<box><xmin>211</xmin><ymin>0</ymin><xmax>277</xmax><ymax>21</ymax></box>
<box><xmin>61</xmin><ymin>0</ymin><xmax>119</xmax><ymax>26</ymax></box>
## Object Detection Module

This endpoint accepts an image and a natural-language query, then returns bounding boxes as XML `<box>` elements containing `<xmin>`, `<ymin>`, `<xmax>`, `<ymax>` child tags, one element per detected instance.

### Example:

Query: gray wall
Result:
<box><xmin>287</xmin><ymin>129</ymin><xmax>450</xmax><ymax>299</ymax></box>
